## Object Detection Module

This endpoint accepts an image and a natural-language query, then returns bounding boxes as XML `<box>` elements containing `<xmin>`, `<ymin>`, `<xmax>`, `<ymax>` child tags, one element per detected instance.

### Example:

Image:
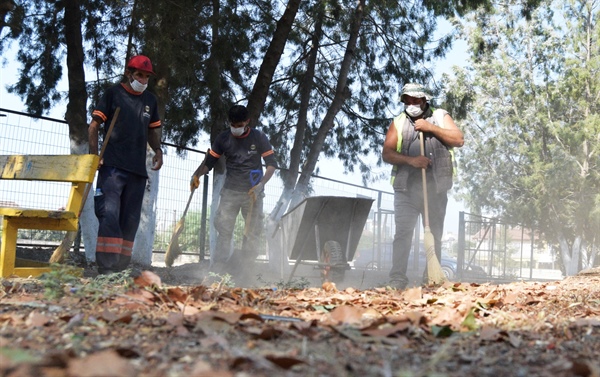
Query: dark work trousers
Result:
<box><xmin>390</xmin><ymin>171</ymin><xmax>448</xmax><ymax>286</ymax></box>
<box><xmin>94</xmin><ymin>166</ymin><xmax>146</xmax><ymax>274</ymax></box>
<box><xmin>213</xmin><ymin>188</ymin><xmax>264</xmax><ymax>269</ymax></box>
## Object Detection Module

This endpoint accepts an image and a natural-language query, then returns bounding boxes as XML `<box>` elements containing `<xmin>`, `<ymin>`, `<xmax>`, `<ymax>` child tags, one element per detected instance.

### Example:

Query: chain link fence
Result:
<box><xmin>2</xmin><ymin>108</ymin><xmax>564</xmax><ymax>282</ymax></box>
<box><xmin>0</xmin><ymin>108</ymin><xmax>395</xmax><ymax>267</ymax></box>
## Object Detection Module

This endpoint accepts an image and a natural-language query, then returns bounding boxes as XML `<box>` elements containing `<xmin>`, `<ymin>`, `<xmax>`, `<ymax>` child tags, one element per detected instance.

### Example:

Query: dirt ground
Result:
<box><xmin>1</xmin><ymin>248</ymin><xmax>599</xmax><ymax>377</ymax></box>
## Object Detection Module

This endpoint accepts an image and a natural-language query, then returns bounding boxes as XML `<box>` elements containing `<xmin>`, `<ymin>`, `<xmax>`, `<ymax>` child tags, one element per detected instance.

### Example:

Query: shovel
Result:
<box><xmin>420</xmin><ymin>131</ymin><xmax>447</xmax><ymax>285</ymax></box>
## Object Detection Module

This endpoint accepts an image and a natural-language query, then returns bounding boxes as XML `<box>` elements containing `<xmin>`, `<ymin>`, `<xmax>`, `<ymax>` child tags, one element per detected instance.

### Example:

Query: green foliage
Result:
<box><xmin>178</xmin><ymin>209</ymin><xmax>210</xmax><ymax>253</ymax></box>
<box><xmin>461</xmin><ymin>308</ymin><xmax>479</xmax><ymax>331</ymax></box>
<box><xmin>1</xmin><ymin>0</ymin><xmax>125</xmax><ymax>116</ymax></box>
<box><xmin>208</xmin><ymin>271</ymin><xmax>234</xmax><ymax>288</ymax></box>
<box><xmin>263</xmin><ymin>0</ymin><xmax>470</xmax><ymax>180</ymax></box>
<box><xmin>3</xmin><ymin>0</ymin><xmax>491</xmax><ymax>180</ymax></box>
<box><xmin>39</xmin><ymin>265</ymin><xmax>81</xmax><ymax>300</ymax></box>
<box><xmin>443</xmin><ymin>0</ymin><xmax>600</xmax><ymax>269</ymax></box>
<box><xmin>0</xmin><ymin>347</ymin><xmax>40</xmax><ymax>364</ymax></box>
<box><xmin>40</xmin><ymin>265</ymin><xmax>134</xmax><ymax>301</ymax></box>
<box><xmin>154</xmin><ymin>208</ymin><xmax>211</xmax><ymax>257</ymax></box>
<box><xmin>431</xmin><ymin>324</ymin><xmax>454</xmax><ymax>337</ymax></box>
<box><xmin>17</xmin><ymin>229</ymin><xmax>65</xmax><ymax>243</ymax></box>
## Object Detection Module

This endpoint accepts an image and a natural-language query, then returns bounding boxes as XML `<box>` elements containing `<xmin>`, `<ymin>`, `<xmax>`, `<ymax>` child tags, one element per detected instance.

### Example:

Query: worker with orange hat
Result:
<box><xmin>88</xmin><ymin>55</ymin><xmax>163</xmax><ymax>275</ymax></box>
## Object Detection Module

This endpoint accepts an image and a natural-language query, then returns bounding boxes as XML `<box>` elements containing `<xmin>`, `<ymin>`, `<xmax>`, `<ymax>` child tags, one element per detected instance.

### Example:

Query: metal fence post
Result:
<box><xmin>457</xmin><ymin>211</ymin><xmax>465</xmax><ymax>279</ymax></box>
<box><xmin>199</xmin><ymin>173</ymin><xmax>209</xmax><ymax>261</ymax></box>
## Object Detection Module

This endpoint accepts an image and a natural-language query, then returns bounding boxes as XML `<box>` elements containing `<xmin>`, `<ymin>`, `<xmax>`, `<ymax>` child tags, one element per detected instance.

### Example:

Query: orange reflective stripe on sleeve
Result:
<box><xmin>92</xmin><ymin>110</ymin><xmax>107</xmax><ymax>123</ymax></box>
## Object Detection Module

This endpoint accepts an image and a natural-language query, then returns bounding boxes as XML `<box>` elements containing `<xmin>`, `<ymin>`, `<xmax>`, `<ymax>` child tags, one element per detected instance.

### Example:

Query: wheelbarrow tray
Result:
<box><xmin>279</xmin><ymin>196</ymin><xmax>374</xmax><ymax>263</ymax></box>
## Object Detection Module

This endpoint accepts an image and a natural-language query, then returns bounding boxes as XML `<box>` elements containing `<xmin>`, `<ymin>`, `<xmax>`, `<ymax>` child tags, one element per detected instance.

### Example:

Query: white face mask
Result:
<box><xmin>230</xmin><ymin>126</ymin><xmax>246</xmax><ymax>136</ymax></box>
<box><xmin>130</xmin><ymin>79</ymin><xmax>148</xmax><ymax>93</ymax></box>
<box><xmin>405</xmin><ymin>104</ymin><xmax>424</xmax><ymax>117</ymax></box>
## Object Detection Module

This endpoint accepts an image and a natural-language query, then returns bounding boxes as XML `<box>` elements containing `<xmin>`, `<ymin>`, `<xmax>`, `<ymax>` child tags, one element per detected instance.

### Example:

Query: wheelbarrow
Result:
<box><xmin>277</xmin><ymin>196</ymin><xmax>373</xmax><ymax>284</ymax></box>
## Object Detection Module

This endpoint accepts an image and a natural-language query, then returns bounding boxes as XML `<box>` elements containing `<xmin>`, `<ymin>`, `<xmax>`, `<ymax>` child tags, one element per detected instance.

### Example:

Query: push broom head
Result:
<box><xmin>165</xmin><ymin>218</ymin><xmax>185</xmax><ymax>267</ymax></box>
<box><xmin>424</xmin><ymin>227</ymin><xmax>447</xmax><ymax>285</ymax></box>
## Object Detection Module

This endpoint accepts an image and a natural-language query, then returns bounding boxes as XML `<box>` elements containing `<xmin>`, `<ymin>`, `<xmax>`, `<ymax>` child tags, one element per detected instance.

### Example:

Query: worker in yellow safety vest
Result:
<box><xmin>381</xmin><ymin>83</ymin><xmax>464</xmax><ymax>289</ymax></box>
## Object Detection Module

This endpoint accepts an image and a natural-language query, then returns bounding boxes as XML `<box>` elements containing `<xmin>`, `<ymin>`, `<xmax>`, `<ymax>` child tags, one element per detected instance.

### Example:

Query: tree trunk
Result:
<box><xmin>290</xmin><ymin>0</ymin><xmax>365</xmax><ymax>208</ymax></box>
<box><xmin>559</xmin><ymin>235</ymin><xmax>582</xmax><ymax>276</ymax></box>
<box><xmin>285</xmin><ymin>12</ymin><xmax>323</xmax><ymax>191</ymax></box>
<box><xmin>0</xmin><ymin>0</ymin><xmax>15</xmax><ymax>34</ymax></box>
<box><xmin>245</xmin><ymin>0</ymin><xmax>302</xmax><ymax>269</ymax></box>
<box><xmin>63</xmin><ymin>0</ymin><xmax>87</xmax><ymax>147</ymax></box>
<box><xmin>266</xmin><ymin>0</ymin><xmax>365</xmax><ymax>269</ymax></box>
<box><xmin>63</xmin><ymin>0</ymin><xmax>99</xmax><ymax>260</ymax></box>
<box><xmin>265</xmin><ymin>12</ymin><xmax>323</xmax><ymax>269</ymax></box>
<box><xmin>246</xmin><ymin>0</ymin><xmax>302</xmax><ymax>127</ymax></box>
<box><xmin>202</xmin><ymin>0</ymin><xmax>230</xmax><ymax>263</ymax></box>
<box><xmin>130</xmin><ymin>0</ymin><xmax>172</xmax><ymax>266</ymax></box>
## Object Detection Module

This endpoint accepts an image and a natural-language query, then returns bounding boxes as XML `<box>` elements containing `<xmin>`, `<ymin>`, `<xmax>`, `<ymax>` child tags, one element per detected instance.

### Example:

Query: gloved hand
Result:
<box><xmin>190</xmin><ymin>175</ymin><xmax>200</xmax><ymax>192</ymax></box>
<box><xmin>248</xmin><ymin>181</ymin><xmax>264</xmax><ymax>201</ymax></box>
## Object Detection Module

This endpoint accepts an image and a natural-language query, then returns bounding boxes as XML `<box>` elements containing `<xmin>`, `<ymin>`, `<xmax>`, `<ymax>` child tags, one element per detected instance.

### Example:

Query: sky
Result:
<box><xmin>0</xmin><ymin>18</ymin><xmax>470</xmax><ymax>235</ymax></box>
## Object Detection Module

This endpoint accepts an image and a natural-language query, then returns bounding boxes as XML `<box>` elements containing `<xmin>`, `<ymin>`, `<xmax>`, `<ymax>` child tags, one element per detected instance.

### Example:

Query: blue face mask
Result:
<box><xmin>230</xmin><ymin>126</ymin><xmax>245</xmax><ymax>136</ymax></box>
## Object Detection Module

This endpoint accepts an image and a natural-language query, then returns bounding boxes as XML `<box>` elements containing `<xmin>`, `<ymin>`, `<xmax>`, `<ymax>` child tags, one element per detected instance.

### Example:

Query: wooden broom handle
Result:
<box><xmin>98</xmin><ymin>107</ymin><xmax>120</xmax><ymax>160</ymax></box>
<box><xmin>80</xmin><ymin>107</ymin><xmax>121</xmax><ymax>211</ymax></box>
<box><xmin>419</xmin><ymin>131</ymin><xmax>430</xmax><ymax>228</ymax></box>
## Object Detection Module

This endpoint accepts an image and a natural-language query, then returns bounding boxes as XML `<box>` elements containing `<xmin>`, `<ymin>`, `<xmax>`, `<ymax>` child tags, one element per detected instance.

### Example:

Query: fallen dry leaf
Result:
<box><xmin>2</xmin><ymin>264</ymin><xmax>599</xmax><ymax>377</ymax></box>
<box><xmin>25</xmin><ymin>311</ymin><xmax>53</xmax><ymax>327</ymax></box>
<box><xmin>329</xmin><ymin>305</ymin><xmax>365</xmax><ymax>325</ymax></box>
<box><xmin>133</xmin><ymin>270</ymin><xmax>162</xmax><ymax>288</ymax></box>
<box><xmin>67</xmin><ymin>350</ymin><xmax>136</xmax><ymax>377</ymax></box>
<box><xmin>321</xmin><ymin>281</ymin><xmax>337</xmax><ymax>292</ymax></box>
<box><xmin>264</xmin><ymin>354</ymin><xmax>305</xmax><ymax>369</ymax></box>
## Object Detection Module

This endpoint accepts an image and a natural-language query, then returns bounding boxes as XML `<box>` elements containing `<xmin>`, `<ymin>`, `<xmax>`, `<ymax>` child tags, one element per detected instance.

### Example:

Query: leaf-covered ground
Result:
<box><xmin>1</xmin><ymin>261</ymin><xmax>599</xmax><ymax>377</ymax></box>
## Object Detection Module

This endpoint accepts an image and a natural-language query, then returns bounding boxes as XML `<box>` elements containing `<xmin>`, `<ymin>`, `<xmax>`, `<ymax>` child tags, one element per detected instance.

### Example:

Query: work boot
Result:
<box><xmin>115</xmin><ymin>255</ymin><xmax>132</xmax><ymax>272</ymax></box>
<box><xmin>97</xmin><ymin>268</ymin><xmax>117</xmax><ymax>276</ymax></box>
<box><xmin>388</xmin><ymin>278</ymin><xmax>408</xmax><ymax>290</ymax></box>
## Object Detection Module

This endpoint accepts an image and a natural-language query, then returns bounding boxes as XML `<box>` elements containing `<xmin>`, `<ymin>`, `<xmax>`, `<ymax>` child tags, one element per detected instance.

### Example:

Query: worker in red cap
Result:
<box><xmin>88</xmin><ymin>55</ymin><xmax>163</xmax><ymax>275</ymax></box>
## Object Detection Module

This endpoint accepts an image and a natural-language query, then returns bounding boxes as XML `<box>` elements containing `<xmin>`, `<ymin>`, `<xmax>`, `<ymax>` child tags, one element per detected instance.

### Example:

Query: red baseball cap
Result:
<box><xmin>126</xmin><ymin>55</ymin><xmax>155</xmax><ymax>75</ymax></box>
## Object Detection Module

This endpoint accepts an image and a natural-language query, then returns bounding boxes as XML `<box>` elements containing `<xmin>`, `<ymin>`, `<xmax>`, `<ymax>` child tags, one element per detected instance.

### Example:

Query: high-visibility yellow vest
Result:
<box><xmin>390</xmin><ymin>111</ymin><xmax>456</xmax><ymax>186</ymax></box>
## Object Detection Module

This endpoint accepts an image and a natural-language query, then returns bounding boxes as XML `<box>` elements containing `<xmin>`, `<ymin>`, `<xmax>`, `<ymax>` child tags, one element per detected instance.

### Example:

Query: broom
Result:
<box><xmin>49</xmin><ymin>107</ymin><xmax>120</xmax><ymax>263</ymax></box>
<box><xmin>419</xmin><ymin>131</ymin><xmax>447</xmax><ymax>285</ymax></box>
<box><xmin>164</xmin><ymin>189</ymin><xmax>195</xmax><ymax>267</ymax></box>
<box><xmin>164</xmin><ymin>149</ymin><xmax>210</xmax><ymax>267</ymax></box>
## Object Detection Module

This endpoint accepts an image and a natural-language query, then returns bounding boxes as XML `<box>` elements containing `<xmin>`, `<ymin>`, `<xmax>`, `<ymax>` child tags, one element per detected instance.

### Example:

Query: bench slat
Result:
<box><xmin>0</xmin><ymin>154</ymin><xmax>99</xmax><ymax>183</ymax></box>
<box><xmin>0</xmin><ymin>207</ymin><xmax>76</xmax><ymax>219</ymax></box>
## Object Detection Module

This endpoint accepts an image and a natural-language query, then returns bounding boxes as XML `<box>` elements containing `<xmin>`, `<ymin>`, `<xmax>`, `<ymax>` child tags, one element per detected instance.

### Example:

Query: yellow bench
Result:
<box><xmin>0</xmin><ymin>154</ymin><xmax>99</xmax><ymax>278</ymax></box>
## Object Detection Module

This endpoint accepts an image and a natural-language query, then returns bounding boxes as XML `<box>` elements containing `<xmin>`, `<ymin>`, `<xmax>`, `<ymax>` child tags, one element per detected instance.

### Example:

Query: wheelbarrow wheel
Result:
<box><xmin>321</xmin><ymin>240</ymin><xmax>345</xmax><ymax>284</ymax></box>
